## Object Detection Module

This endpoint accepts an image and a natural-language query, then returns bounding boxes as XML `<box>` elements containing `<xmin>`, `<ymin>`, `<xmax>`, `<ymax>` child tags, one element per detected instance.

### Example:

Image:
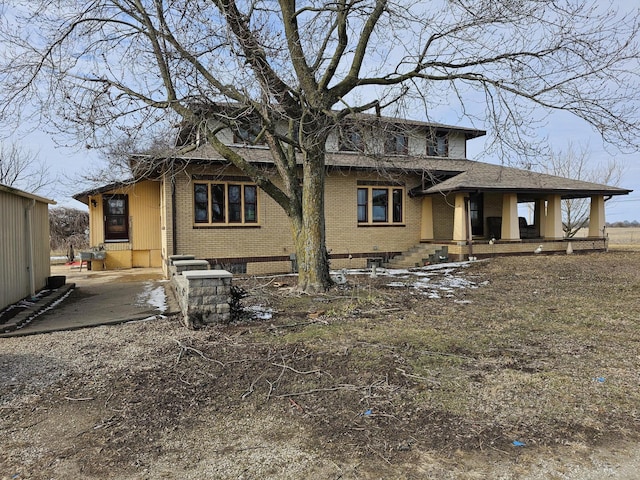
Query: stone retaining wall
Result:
<box><xmin>168</xmin><ymin>255</ymin><xmax>233</xmax><ymax>328</ymax></box>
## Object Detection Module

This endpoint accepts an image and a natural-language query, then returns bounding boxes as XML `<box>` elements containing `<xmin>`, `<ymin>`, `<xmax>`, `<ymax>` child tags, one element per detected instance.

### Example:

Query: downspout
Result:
<box><xmin>25</xmin><ymin>199</ymin><xmax>36</xmax><ymax>299</ymax></box>
<box><xmin>171</xmin><ymin>172</ymin><xmax>177</xmax><ymax>256</ymax></box>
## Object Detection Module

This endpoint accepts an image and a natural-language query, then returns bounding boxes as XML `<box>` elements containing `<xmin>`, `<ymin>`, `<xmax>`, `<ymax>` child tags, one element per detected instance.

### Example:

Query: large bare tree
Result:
<box><xmin>0</xmin><ymin>140</ymin><xmax>54</xmax><ymax>194</ymax></box>
<box><xmin>541</xmin><ymin>142</ymin><xmax>625</xmax><ymax>238</ymax></box>
<box><xmin>1</xmin><ymin>0</ymin><xmax>639</xmax><ymax>291</ymax></box>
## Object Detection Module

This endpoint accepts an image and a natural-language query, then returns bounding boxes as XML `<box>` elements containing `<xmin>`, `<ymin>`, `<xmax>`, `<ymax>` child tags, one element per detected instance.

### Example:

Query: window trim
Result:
<box><xmin>232</xmin><ymin>126</ymin><xmax>266</xmax><ymax>145</ymax></box>
<box><xmin>193</xmin><ymin>181</ymin><xmax>259</xmax><ymax>226</ymax></box>
<box><xmin>427</xmin><ymin>131</ymin><xmax>449</xmax><ymax>157</ymax></box>
<box><xmin>357</xmin><ymin>185</ymin><xmax>405</xmax><ymax>226</ymax></box>
<box><xmin>338</xmin><ymin>126</ymin><xmax>365</xmax><ymax>152</ymax></box>
<box><xmin>103</xmin><ymin>194</ymin><xmax>129</xmax><ymax>242</ymax></box>
<box><xmin>384</xmin><ymin>131</ymin><xmax>409</xmax><ymax>155</ymax></box>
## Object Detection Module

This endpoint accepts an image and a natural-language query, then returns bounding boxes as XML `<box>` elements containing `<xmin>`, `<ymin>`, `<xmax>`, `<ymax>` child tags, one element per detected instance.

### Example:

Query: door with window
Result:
<box><xmin>104</xmin><ymin>194</ymin><xmax>129</xmax><ymax>241</ymax></box>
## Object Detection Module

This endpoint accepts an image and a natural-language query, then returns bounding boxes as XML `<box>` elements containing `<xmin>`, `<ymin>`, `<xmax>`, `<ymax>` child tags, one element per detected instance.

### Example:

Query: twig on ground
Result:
<box><xmin>174</xmin><ymin>339</ymin><xmax>225</xmax><ymax>366</ymax></box>
<box><xmin>211</xmin><ymin>445</ymin><xmax>269</xmax><ymax>454</ymax></box>
<box><xmin>289</xmin><ymin>398</ymin><xmax>304</xmax><ymax>413</ymax></box>
<box><xmin>271</xmin><ymin>363</ymin><xmax>322</xmax><ymax>375</ymax></box>
<box><xmin>366</xmin><ymin>445</ymin><xmax>392</xmax><ymax>465</ymax></box>
<box><xmin>268</xmin><ymin>319</ymin><xmax>328</xmax><ymax>330</ymax></box>
<box><xmin>358</xmin><ymin>307</ymin><xmax>403</xmax><ymax>315</ymax></box>
<box><xmin>64</xmin><ymin>396</ymin><xmax>94</xmax><ymax>401</ymax></box>
<box><xmin>242</xmin><ymin>372</ymin><xmax>267</xmax><ymax>399</ymax></box>
<box><xmin>396</xmin><ymin>368</ymin><xmax>441</xmax><ymax>385</ymax></box>
<box><xmin>275</xmin><ymin>384</ymin><xmax>357</xmax><ymax>398</ymax></box>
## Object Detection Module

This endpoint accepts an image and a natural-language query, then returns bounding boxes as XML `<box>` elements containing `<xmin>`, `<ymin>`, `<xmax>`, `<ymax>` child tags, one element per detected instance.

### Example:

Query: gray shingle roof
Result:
<box><xmin>174</xmin><ymin>145</ymin><xmax>631</xmax><ymax>198</ymax></box>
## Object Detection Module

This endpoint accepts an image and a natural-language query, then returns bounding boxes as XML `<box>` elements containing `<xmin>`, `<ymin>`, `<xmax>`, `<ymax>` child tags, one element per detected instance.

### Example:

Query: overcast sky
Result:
<box><xmin>4</xmin><ymin>0</ymin><xmax>639</xmax><ymax>222</ymax></box>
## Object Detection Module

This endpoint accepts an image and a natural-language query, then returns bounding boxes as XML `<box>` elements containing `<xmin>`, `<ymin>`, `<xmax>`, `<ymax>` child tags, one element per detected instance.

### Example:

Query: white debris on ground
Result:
<box><xmin>135</xmin><ymin>281</ymin><xmax>168</xmax><ymax>313</ymax></box>
<box><xmin>245</xmin><ymin>305</ymin><xmax>274</xmax><ymax>320</ymax></box>
<box><xmin>332</xmin><ymin>260</ymin><xmax>485</xmax><ymax>299</ymax></box>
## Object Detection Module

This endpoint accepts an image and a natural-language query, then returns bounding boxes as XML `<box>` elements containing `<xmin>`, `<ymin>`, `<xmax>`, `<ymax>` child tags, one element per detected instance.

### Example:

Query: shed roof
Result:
<box><xmin>0</xmin><ymin>183</ymin><xmax>56</xmax><ymax>204</ymax></box>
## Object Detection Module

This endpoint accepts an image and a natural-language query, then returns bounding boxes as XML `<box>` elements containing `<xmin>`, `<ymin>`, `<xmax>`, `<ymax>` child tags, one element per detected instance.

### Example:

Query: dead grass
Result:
<box><xmin>2</xmin><ymin>251</ymin><xmax>640</xmax><ymax>479</ymax></box>
<box><xmin>606</xmin><ymin>227</ymin><xmax>640</xmax><ymax>251</ymax></box>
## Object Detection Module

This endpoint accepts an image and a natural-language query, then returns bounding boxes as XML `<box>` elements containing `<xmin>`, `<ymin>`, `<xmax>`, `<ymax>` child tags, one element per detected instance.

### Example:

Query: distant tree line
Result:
<box><xmin>49</xmin><ymin>207</ymin><xmax>89</xmax><ymax>252</ymax></box>
<box><xmin>606</xmin><ymin>220</ymin><xmax>640</xmax><ymax>228</ymax></box>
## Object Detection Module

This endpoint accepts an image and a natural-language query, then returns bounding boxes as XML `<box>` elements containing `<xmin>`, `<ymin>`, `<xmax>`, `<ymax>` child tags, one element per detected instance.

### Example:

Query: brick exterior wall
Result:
<box><xmin>162</xmin><ymin>163</ymin><xmax>427</xmax><ymax>273</ymax></box>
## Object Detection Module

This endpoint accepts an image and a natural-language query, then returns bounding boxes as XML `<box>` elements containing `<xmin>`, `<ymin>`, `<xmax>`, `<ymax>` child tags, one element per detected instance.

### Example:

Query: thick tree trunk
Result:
<box><xmin>291</xmin><ymin>142</ymin><xmax>332</xmax><ymax>293</ymax></box>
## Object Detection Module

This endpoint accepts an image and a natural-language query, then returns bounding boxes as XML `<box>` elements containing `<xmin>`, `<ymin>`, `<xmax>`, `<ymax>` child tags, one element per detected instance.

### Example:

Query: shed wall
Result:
<box><xmin>0</xmin><ymin>189</ymin><xmax>51</xmax><ymax>309</ymax></box>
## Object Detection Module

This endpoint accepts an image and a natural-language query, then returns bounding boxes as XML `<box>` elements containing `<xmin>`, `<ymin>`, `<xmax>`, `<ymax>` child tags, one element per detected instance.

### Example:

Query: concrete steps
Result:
<box><xmin>386</xmin><ymin>244</ymin><xmax>449</xmax><ymax>268</ymax></box>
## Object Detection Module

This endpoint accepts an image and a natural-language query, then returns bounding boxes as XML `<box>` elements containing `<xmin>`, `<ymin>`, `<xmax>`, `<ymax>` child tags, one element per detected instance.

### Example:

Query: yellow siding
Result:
<box><xmin>432</xmin><ymin>195</ymin><xmax>455</xmax><ymax>239</ymax></box>
<box><xmin>86</xmin><ymin>180</ymin><xmax>161</xmax><ymax>270</ymax></box>
<box><xmin>88</xmin><ymin>194</ymin><xmax>104</xmax><ymax>246</ymax></box>
<box><xmin>105</xmin><ymin>250</ymin><xmax>133</xmax><ymax>269</ymax></box>
<box><xmin>128</xmin><ymin>180</ymin><xmax>162</xmax><ymax>250</ymax></box>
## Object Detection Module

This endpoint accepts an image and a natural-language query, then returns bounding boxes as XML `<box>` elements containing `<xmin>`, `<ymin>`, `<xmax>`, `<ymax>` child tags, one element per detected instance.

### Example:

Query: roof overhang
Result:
<box><xmin>0</xmin><ymin>183</ymin><xmax>56</xmax><ymax>205</ymax></box>
<box><xmin>73</xmin><ymin>179</ymin><xmax>137</xmax><ymax>205</ymax></box>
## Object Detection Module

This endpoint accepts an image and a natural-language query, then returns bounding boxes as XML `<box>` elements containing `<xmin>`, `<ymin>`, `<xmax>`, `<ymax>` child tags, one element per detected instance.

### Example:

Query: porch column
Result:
<box><xmin>535</xmin><ymin>199</ymin><xmax>545</xmax><ymax>237</ymax></box>
<box><xmin>420</xmin><ymin>197</ymin><xmax>434</xmax><ymax>240</ymax></box>
<box><xmin>501</xmin><ymin>193</ymin><xmax>520</xmax><ymax>240</ymax></box>
<box><xmin>452</xmin><ymin>193</ymin><xmax>468</xmax><ymax>242</ymax></box>
<box><xmin>544</xmin><ymin>194</ymin><xmax>564</xmax><ymax>239</ymax></box>
<box><xmin>588</xmin><ymin>195</ymin><xmax>606</xmax><ymax>238</ymax></box>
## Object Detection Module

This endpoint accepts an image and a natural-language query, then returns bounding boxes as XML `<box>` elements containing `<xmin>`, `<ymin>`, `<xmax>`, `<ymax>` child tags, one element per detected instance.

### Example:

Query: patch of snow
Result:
<box><xmin>135</xmin><ymin>282</ymin><xmax>167</xmax><ymax>313</ymax></box>
<box><xmin>382</xmin><ymin>262</ymin><xmax>479</xmax><ymax>297</ymax></box>
<box><xmin>245</xmin><ymin>305</ymin><xmax>273</xmax><ymax>320</ymax></box>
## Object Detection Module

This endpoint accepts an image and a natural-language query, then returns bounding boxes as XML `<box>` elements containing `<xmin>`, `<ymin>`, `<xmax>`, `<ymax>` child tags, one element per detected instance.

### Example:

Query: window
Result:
<box><xmin>427</xmin><ymin>131</ymin><xmax>448</xmax><ymax>156</ymax></box>
<box><xmin>103</xmin><ymin>194</ymin><xmax>129</xmax><ymax>242</ymax></box>
<box><xmin>469</xmin><ymin>193</ymin><xmax>484</xmax><ymax>236</ymax></box>
<box><xmin>384</xmin><ymin>132</ymin><xmax>409</xmax><ymax>154</ymax></box>
<box><xmin>357</xmin><ymin>188</ymin><xmax>368</xmax><ymax>222</ymax></box>
<box><xmin>357</xmin><ymin>186</ymin><xmax>404</xmax><ymax>225</ymax></box>
<box><xmin>339</xmin><ymin>127</ymin><xmax>365</xmax><ymax>152</ymax></box>
<box><xmin>233</xmin><ymin>125</ymin><xmax>266</xmax><ymax>145</ymax></box>
<box><xmin>194</xmin><ymin>182</ymin><xmax>258</xmax><ymax>225</ymax></box>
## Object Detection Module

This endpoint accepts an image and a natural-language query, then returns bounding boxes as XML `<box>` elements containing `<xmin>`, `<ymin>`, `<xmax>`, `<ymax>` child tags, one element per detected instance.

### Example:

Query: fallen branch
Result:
<box><xmin>275</xmin><ymin>384</ymin><xmax>357</xmax><ymax>398</ymax></box>
<box><xmin>64</xmin><ymin>396</ymin><xmax>94</xmax><ymax>401</ymax></box>
<box><xmin>359</xmin><ymin>307</ymin><xmax>403</xmax><ymax>315</ymax></box>
<box><xmin>289</xmin><ymin>398</ymin><xmax>304</xmax><ymax>413</ymax></box>
<box><xmin>211</xmin><ymin>445</ymin><xmax>269</xmax><ymax>454</ymax></box>
<box><xmin>268</xmin><ymin>319</ymin><xmax>327</xmax><ymax>330</ymax></box>
<box><xmin>242</xmin><ymin>372</ymin><xmax>267</xmax><ymax>399</ymax></box>
<box><xmin>396</xmin><ymin>368</ymin><xmax>441</xmax><ymax>385</ymax></box>
<box><xmin>271</xmin><ymin>363</ymin><xmax>322</xmax><ymax>375</ymax></box>
<box><xmin>174</xmin><ymin>339</ymin><xmax>225</xmax><ymax>366</ymax></box>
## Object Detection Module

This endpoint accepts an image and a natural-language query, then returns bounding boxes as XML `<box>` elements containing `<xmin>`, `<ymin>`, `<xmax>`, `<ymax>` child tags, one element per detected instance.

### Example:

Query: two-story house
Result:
<box><xmin>73</xmin><ymin>113</ymin><xmax>631</xmax><ymax>275</ymax></box>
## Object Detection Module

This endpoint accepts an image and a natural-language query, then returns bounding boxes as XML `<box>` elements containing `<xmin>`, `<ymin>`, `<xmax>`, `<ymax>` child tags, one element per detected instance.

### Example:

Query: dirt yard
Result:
<box><xmin>2</xmin><ymin>250</ymin><xmax>640</xmax><ymax>479</ymax></box>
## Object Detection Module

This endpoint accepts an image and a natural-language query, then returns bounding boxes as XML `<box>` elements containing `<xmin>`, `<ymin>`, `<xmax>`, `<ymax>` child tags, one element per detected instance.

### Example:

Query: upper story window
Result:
<box><xmin>384</xmin><ymin>131</ymin><xmax>409</xmax><ymax>155</ymax></box>
<box><xmin>103</xmin><ymin>194</ymin><xmax>129</xmax><ymax>242</ymax></box>
<box><xmin>233</xmin><ymin>125</ymin><xmax>266</xmax><ymax>145</ymax></box>
<box><xmin>427</xmin><ymin>131</ymin><xmax>448</xmax><ymax>157</ymax></box>
<box><xmin>357</xmin><ymin>184</ymin><xmax>404</xmax><ymax>225</ymax></box>
<box><xmin>339</xmin><ymin>127</ymin><xmax>365</xmax><ymax>152</ymax></box>
<box><xmin>194</xmin><ymin>181</ymin><xmax>258</xmax><ymax>225</ymax></box>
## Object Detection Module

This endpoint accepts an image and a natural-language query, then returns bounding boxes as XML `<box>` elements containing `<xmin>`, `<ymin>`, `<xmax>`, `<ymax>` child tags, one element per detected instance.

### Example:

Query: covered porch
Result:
<box><xmin>408</xmin><ymin>159</ymin><xmax>631</xmax><ymax>261</ymax></box>
<box><xmin>417</xmin><ymin>191</ymin><xmax>612</xmax><ymax>261</ymax></box>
